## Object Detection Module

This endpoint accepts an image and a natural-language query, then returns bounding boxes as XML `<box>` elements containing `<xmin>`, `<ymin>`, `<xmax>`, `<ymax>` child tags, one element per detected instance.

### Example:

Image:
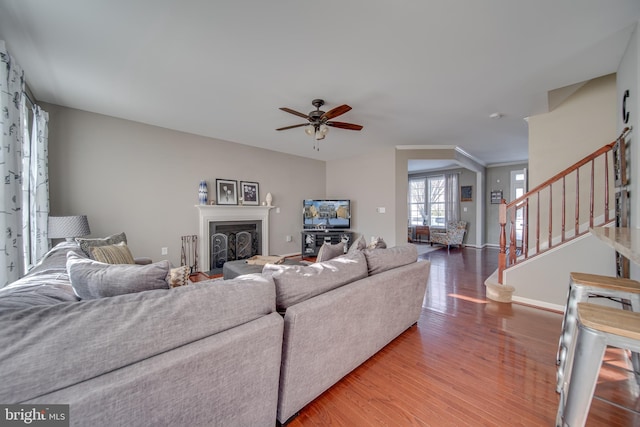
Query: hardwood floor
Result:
<box><xmin>287</xmin><ymin>246</ymin><xmax>640</xmax><ymax>426</ymax></box>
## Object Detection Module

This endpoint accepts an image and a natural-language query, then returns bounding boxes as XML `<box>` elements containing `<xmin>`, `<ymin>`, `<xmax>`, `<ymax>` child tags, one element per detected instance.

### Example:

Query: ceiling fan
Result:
<box><xmin>276</xmin><ymin>99</ymin><xmax>363</xmax><ymax>150</ymax></box>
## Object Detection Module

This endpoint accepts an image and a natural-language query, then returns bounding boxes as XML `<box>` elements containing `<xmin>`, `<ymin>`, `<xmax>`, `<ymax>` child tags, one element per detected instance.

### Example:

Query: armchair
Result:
<box><xmin>430</xmin><ymin>221</ymin><xmax>467</xmax><ymax>251</ymax></box>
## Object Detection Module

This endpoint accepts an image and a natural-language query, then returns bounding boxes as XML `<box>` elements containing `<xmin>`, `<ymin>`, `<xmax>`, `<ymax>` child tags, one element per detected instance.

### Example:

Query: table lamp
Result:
<box><xmin>48</xmin><ymin>215</ymin><xmax>91</xmax><ymax>242</ymax></box>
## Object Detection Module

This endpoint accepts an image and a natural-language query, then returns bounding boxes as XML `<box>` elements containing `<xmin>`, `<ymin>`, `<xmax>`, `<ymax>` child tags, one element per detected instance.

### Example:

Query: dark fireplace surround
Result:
<box><xmin>196</xmin><ymin>205</ymin><xmax>273</xmax><ymax>275</ymax></box>
<box><xmin>209</xmin><ymin>220</ymin><xmax>261</xmax><ymax>270</ymax></box>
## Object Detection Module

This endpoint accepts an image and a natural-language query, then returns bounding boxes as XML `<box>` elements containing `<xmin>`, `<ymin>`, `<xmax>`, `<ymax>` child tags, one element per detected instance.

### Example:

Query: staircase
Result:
<box><xmin>485</xmin><ymin>128</ymin><xmax>631</xmax><ymax>305</ymax></box>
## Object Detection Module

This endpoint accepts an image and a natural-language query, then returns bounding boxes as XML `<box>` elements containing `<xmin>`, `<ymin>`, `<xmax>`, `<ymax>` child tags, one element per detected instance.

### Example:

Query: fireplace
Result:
<box><xmin>210</xmin><ymin>220</ymin><xmax>261</xmax><ymax>269</ymax></box>
<box><xmin>196</xmin><ymin>205</ymin><xmax>273</xmax><ymax>273</ymax></box>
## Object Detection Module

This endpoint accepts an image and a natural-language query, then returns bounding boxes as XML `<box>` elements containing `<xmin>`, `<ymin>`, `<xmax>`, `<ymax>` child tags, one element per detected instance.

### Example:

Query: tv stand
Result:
<box><xmin>301</xmin><ymin>230</ymin><xmax>353</xmax><ymax>259</ymax></box>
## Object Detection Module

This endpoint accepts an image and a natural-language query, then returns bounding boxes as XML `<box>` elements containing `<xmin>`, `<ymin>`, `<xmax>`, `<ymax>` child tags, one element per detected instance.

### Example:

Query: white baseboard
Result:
<box><xmin>512</xmin><ymin>295</ymin><xmax>564</xmax><ymax>313</ymax></box>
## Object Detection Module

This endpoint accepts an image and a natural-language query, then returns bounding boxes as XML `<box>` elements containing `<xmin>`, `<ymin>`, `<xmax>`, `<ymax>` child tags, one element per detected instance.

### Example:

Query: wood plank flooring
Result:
<box><xmin>286</xmin><ymin>246</ymin><xmax>640</xmax><ymax>426</ymax></box>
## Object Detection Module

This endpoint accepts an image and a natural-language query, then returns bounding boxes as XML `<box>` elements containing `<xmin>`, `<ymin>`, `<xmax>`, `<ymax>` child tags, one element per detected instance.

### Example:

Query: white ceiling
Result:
<box><xmin>1</xmin><ymin>0</ymin><xmax>639</xmax><ymax>167</ymax></box>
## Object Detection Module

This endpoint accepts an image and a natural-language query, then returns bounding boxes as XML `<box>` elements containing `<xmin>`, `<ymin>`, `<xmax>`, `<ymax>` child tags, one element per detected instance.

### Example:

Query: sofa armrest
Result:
<box><xmin>134</xmin><ymin>257</ymin><xmax>153</xmax><ymax>265</ymax></box>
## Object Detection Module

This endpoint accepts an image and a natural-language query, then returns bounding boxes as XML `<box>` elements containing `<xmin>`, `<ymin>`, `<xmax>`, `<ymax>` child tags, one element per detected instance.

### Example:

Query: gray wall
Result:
<box><xmin>485</xmin><ymin>163</ymin><xmax>528</xmax><ymax>246</ymax></box>
<box><xmin>46</xmin><ymin>104</ymin><xmax>325</xmax><ymax>266</ymax></box>
<box><xmin>458</xmin><ymin>167</ymin><xmax>478</xmax><ymax>246</ymax></box>
<box><xmin>617</xmin><ymin>21</ymin><xmax>640</xmax><ymax>281</ymax></box>
<box><xmin>326</xmin><ymin>146</ymin><xmax>397</xmax><ymax>246</ymax></box>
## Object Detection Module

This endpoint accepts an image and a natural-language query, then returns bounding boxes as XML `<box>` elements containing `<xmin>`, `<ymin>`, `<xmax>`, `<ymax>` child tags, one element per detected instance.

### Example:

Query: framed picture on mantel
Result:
<box><xmin>240</xmin><ymin>181</ymin><xmax>259</xmax><ymax>206</ymax></box>
<box><xmin>216</xmin><ymin>179</ymin><xmax>238</xmax><ymax>205</ymax></box>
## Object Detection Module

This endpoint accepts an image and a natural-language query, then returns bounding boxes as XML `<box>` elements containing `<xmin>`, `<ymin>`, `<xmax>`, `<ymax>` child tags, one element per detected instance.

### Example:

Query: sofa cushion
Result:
<box><xmin>90</xmin><ymin>242</ymin><xmax>135</xmax><ymax>264</ymax></box>
<box><xmin>75</xmin><ymin>232</ymin><xmax>127</xmax><ymax>259</ymax></box>
<box><xmin>316</xmin><ymin>242</ymin><xmax>344</xmax><ymax>263</ymax></box>
<box><xmin>67</xmin><ymin>252</ymin><xmax>170</xmax><ymax>299</ymax></box>
<box><xmin>0</xmin><ymin>242</ymin><xmax>81</xmax><ymax>311</ymax></box>
<box><xmin>263</xmin><ymin>251</ymin><xmax>367</xmax><ymax>311</ymax></box>
<box><xmin>347</xmin><ymin>235</ymin><xmax>367</xmax><ymax>254</ymax></box>
<box><xmin>363</xmin><ymin>244</ymin><xmax>418</xmax><ymax>275</ymax></box>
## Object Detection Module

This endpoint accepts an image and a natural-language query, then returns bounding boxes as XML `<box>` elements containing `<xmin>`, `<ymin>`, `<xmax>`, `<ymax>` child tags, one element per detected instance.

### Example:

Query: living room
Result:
<box><xmin>0</xmin><ymin>2</ymin><xmax>637</xmax><ymax>275</ymax></box>
<box><xmin>2</xmin><ymin>2</ymin><xmax>640</xmax><ymax>426</ymax></box>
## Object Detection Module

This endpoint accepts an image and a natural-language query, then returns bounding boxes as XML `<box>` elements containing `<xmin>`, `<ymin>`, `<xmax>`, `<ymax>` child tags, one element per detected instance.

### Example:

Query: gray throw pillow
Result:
<box><xmin>367</xmin><ymin>236</ymin><xmax>387</xmax><ymax>249</ymax></box>
<box><xmin>75</xmin><ymin>232</ymin><xmax>127</xmax><ymax>259</ymax></box>
<box><xmin>316</xmin><ymin>241</ymin><xmax>345</xmax><ymax>262</ymax></box>
<box><xmin>347</xmin><ymin>235</ymin><xmax>367</xmax><ymax>254</ymax></box>
<box><xmin>66</xmin><ymin>251</ymin><xmax>170</xmax><ymax>299</ymax></box>
<box><xmin>363</xmin><ymin>244</ymin><xmax>417</xmax><ymax>275</ymax></box>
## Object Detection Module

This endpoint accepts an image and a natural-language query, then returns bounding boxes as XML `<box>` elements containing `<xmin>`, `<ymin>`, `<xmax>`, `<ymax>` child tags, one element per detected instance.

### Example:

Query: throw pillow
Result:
<box><xmin>66</xmin><ymin>251</ymin><xmax>170</xmax><ymax>299</ymax></box>
<box><xmin>316</xmin><ymin>241</ymin><xmax>345</xmax><ymax>263</ymax></box>
<box><xmin>363</xmin><ymin>244</ymin><xmax>418</xmax><ymax>275</ymax></box>
<box><xmin>347</xmin><ymin>235</ymin><xmax>367</xmax><ymax>254</ymax></box>
<box><xmin>90</xmin><ymin>242</ymin><xmax>135</xmax><ymax>264</ymax></box>
<box><xmin>167</xmin><ymin>265</ymin><xmax>190</xmax><ymax>288</ymax></box>
<box><xmin>367</xmin><ymin>236</ymin><xmax>387</xmax><ymax>250</ymax></box>
<box><xmin>76</xmin><ymin>232</ymin><xmax>127</xmax><ymax>259</ymax></box>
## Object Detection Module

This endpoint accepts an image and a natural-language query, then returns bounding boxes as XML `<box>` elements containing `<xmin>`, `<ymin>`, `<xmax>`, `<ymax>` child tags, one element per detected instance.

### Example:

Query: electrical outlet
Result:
<box><xmin>377</xmin><ymin>207</ymin><xmax>386</xmax><ymax>213</ymax></box>
<box><xmin>286</xmin><ymin>235</ymin><xmax>292</xmax><ymax>242</ymax></box>
<box><xmin>161</xmin><ymin>247</ymin><xmax>168</xmax><ymax>255</ymax></box>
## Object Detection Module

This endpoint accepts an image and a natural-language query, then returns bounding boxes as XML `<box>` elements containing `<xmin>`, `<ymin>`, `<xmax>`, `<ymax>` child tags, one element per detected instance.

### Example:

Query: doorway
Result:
<box><xmin>510</xmin><ymin>169</ymin><xmax>527</xmax><ymax>245</ymax></box>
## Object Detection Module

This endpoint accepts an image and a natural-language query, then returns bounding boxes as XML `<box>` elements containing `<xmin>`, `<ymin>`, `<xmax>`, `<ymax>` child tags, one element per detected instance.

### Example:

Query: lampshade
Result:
<box><xmin>48</xmin><ymin>215</ymin><xmax>91</xmax><ymax>241</ymax></box>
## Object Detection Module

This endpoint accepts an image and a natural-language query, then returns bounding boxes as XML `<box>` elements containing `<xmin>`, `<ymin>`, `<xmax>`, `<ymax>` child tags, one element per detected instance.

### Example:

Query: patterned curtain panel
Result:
<box><xmin>0</xmin><ymin>41</ymin><xmax>49</xmax><ymax>287</ymax></box>
<box><xmin>0</xmin><ymin>41</ymin><xmax>27</xmax><ymax>286</ymax></box>
<box><xmin>22</xmin><ymin>105</ymin><xmax>50</xmax><ymax>269</ymax></box>
<box><xmin>444</xmin><ymin>172</ymin><xmax>460</xmax><ymax>223</ymax></box>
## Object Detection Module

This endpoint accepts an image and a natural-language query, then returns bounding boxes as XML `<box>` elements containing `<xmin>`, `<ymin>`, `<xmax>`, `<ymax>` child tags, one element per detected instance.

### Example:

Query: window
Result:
<box><xmin>408</xmin><ymin>175</ymin><xmax>445</xmax><ymax>227</ymax></box>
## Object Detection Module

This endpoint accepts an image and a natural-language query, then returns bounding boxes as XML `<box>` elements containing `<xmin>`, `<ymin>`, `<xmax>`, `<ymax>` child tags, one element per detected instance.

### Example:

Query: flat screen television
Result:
<box><xmin>303</xmin><ymin>199</ymin><xmax>351</xmax><ymax>229</ymax></box>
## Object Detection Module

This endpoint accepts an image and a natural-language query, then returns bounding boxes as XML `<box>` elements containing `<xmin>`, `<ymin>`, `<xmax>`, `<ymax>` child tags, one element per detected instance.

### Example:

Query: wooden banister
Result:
<box><xmin>497</xmin><ymin>127</ymin><xmax>631</xmax><ymax>284</ymax></box>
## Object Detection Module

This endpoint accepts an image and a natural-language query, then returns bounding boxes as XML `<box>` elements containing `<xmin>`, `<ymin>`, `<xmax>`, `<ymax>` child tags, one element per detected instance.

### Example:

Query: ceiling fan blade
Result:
<box><xmin>276</xmin><ymin>123</ymin><xmax>308</xmax><ymax>131</ymax></box>
<box><xmin>322</xmin><ymin>104</ymin><xmax>352</xmax><ymax>120</ymax></box>
<box><xmin>280</xmin><ymin>107</ymin><xmax>309</xmax><ymax>119</ymax></box>
<box><xmin>326</xmin><ymin>121</ymin><xmax>363</xmax><ymax>131</ymax></box>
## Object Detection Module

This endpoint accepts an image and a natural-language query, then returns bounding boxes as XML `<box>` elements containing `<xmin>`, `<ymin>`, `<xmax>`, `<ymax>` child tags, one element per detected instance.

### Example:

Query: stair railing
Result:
<box><xmin>497</xmin><ymin>127</ymin><xmax>631</xmax><ymax>284</ymax></box>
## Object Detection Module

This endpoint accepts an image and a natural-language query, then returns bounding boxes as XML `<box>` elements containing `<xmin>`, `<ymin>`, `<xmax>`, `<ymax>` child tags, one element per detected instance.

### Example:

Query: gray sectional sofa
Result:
<box><xmin>264</xmin><ymin>245</ymin><xmax>430</xmax><ymax>424</ymax></box>
<box><xmin>0</xmin><ymin>242</ymin><xmax>284</xmax><ymax>427</ymax></box>
<box><xmin>0</xmin><ymin>241</ymin><xmax>430</xmax><ymax>426</ymax></box>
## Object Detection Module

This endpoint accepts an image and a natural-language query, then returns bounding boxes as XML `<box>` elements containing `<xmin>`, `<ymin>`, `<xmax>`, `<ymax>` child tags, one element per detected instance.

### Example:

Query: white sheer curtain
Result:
<box><xmin>444</xmin><ymin>172</ymin><xmax>459</xmax><ymax>223</ymax></box>
<box><xmin>22</xmin><ymin>105</ymin><xmax>50</xmax><ymax>270</ymax></box>
<box><xmin>1</xmin><ymin>41</ymin><xmax>27</xmax><ymax>286</ymax></box>
<box><xmin>0</xmin><ymin>41</ymin><xmax>49</xmax><ymax>287</ymax></box>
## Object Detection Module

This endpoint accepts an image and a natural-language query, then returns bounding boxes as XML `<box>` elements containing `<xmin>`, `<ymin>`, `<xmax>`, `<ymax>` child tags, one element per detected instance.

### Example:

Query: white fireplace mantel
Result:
<box><xmin>196</xmin><ymin>205</ymin><xmax>274</xmax><ymax>272</ymax></box>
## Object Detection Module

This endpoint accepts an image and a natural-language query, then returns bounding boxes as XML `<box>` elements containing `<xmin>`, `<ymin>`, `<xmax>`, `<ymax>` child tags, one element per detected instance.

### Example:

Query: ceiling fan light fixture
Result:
<box><xmin>277</xmin><ymin>99</ymin><xmax>362</xmax><ymax>150</ymax></box>
<box><xmin>305</xmin><ymin>125</ymin><xmax>315</xmax><ymax>136</ymax></box>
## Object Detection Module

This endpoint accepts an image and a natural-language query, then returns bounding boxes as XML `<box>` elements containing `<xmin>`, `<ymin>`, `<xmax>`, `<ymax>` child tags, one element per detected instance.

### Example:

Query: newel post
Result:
<box><xmin>498</xmin><ymin>199</ymin><xmax>507</xmax><ymax>285</ymax></box>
